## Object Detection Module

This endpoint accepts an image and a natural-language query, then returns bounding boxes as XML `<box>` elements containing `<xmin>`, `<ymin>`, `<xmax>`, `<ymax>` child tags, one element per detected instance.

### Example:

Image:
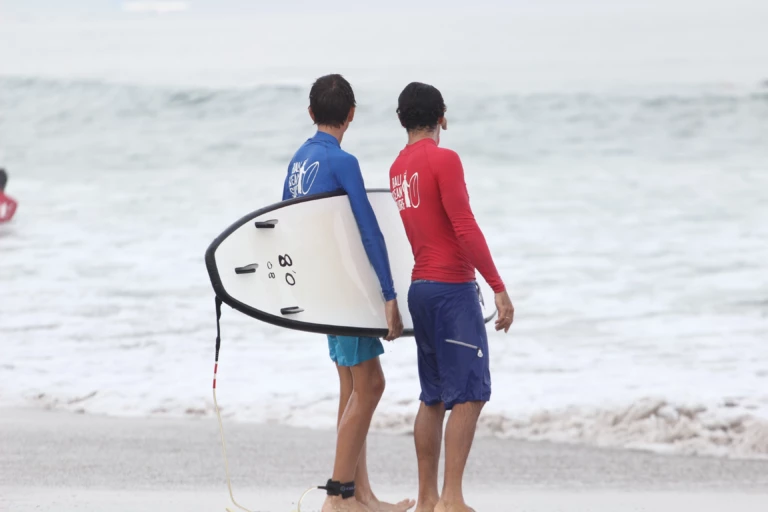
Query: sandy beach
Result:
<box><xmin>1</xmin><ymin>408</ymin><xmax>767</xmax><ymax>512</ymax></box>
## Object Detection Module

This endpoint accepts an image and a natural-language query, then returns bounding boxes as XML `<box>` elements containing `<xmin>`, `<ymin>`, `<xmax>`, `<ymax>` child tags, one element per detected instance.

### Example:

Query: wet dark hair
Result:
<box><xmin>397</xmin><ymin>82</ymin><xmax>446</xmax><ymax>132</ymax></box>
<box><xmin>309</xmin><ymin>74</ymin><xmax>356</xmax><ymax>128</ymax></box>
<box><xmin>0</xmin><ymin>168</ymin><xmax>6</xmax><ymax>191</ymax></box>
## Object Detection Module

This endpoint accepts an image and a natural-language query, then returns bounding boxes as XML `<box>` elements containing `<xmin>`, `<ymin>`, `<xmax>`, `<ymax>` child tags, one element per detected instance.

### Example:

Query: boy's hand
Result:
<box><xmin>494</xmin><ymin>291</ymin><xmax>514</xmax><ymax>333</ymax></box>
<box><xmin>384</xmin><ymin>299</ymin><xmax>404</xmax><ymax>341</ymax></box>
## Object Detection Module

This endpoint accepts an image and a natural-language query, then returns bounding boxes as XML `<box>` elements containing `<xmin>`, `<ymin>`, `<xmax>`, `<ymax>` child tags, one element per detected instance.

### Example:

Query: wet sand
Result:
<box><xmin>2</xmin><ymin>408</ymin><xmax>767</xmax><ymax>511</ymax></box>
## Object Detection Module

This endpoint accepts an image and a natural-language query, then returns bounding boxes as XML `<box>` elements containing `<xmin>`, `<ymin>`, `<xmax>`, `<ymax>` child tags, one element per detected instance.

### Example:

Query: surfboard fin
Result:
<box><xmin>234</xmin><ymin>263</ymin><xmax>259</xmax><ymax>274</ymax></box>
<box><xmin>280</xmin><ymin>306</ymin><xmax>304</xmax><ymax>315</ymax></box>
<box><xmin>254</xmin><ymin>219</ymin><xmax>278</xmax><ymax>229</ymax></box>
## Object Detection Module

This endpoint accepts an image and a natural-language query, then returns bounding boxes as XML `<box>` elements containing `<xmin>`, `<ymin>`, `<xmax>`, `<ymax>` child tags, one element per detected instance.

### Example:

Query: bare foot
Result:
<box><xmin>360</xmin><ymin>496</ymin><xmax>416</xmax><ymax>512</ymax></box>
<box><xmin>322</xmin><ymin>496</ymin><xmax>372</xmax><ymax>512</ymax></box>
<box><xmin>414</xmin><ymin>498</ymin><xmax>438</xmax><ymax>512</ymax></box>
<box><xmin>433</xmin><ymin>501</ymin><xmax>475</xmax><ymax>512</ymax></box>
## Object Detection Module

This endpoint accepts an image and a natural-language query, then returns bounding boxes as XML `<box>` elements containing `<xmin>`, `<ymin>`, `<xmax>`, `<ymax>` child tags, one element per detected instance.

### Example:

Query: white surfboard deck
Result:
<box><xmin>205</xmin><ymin>189</ymin><xmax>497</xmax><ymax>337</ymax></box>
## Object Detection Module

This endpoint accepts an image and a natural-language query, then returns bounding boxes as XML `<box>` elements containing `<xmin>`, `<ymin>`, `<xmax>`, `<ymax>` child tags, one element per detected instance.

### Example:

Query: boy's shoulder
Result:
<box><xmin>330</xmin><ymin>145</ymin><xmax>360</xmax><ymax>168</ymax></box>
<box><xmin>406</xmin><ymin>143</ymin><xmax>460</xmax><ymax>171</ymax></box>
<box><xmin>426</xmin><ymin>145</ymin><xmax>461</xmax><ymax>171</ymax></box>
<box><xmin>292</xmin><ymin>137</ymin><xmax>316</xmax><ymax>156</ymax></box>
<box><xmin>427</xmin><ymin>143</ymin><xmax>459</xmax><ymax>160</ymax></box>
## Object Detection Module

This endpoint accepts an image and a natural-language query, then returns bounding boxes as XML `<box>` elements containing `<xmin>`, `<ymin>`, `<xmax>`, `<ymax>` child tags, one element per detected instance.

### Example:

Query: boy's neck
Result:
<box><xmin>317</xmin><ymin>125</ymin><xmax>346</xmax><ymax>144</ymax></box>
<box><xmin>407</xmin><ymin>128</ymin><xmax>439</xmax><ymax>146</ymax></box>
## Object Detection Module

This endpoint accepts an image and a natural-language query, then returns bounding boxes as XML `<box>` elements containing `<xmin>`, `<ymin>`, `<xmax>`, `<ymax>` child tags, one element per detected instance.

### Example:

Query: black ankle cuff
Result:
<box><xmin>339</xmin><ymin>481</ymin><xmax>355</xmax><ymax>499</ymax></box>
<box><xmin>322</xmin><ymin>479</ymin><xmax>339</xmax><ymax>496</ymax></box>
<box><xmin>320</xmin><ymin>479</ymin><xmax>355</xmax><ymax>499</ymax></box>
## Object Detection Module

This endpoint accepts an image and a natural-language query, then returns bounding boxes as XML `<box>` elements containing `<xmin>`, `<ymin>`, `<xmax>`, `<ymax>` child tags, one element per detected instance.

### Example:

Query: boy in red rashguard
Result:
<box><xmin>389</xmin><ymin>83</ymin><xmax>514</xmax><ymax>512</ymax></box>
<box><xmin>0</xmin><ymin>169</ymin><xmax>18</xmax><ymax>223</ymax></box>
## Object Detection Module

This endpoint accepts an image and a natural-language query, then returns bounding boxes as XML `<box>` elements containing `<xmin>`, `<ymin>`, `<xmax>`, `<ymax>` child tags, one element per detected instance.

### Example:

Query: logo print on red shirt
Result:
<box><xmin>391</xmin><ymin>171</ymin><xmax>420</xmax><ymax>211</ymax></box>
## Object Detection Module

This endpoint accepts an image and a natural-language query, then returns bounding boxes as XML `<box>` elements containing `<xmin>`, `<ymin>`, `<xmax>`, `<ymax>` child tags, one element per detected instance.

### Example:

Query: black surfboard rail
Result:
<box><xmin>205</xmin><ymin>189</ymin><xmax>404</xmax><ymax>337</ymax></box>
<box><xmin>204</xmin><ymin>189</ymin><xmax>496</xmax><ymax>338</ymax></box>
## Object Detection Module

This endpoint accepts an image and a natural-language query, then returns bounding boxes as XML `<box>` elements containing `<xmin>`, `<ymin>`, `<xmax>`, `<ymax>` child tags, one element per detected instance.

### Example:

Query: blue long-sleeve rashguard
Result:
<box><xmin>283</xmin><ymin>131</ymin><xmax>396</xmax><ymax>302</ymax></box>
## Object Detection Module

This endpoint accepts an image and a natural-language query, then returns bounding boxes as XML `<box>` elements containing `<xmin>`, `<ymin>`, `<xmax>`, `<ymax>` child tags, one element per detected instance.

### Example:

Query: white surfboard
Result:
<box><xmin>205</xmin><ymin>189</ymin><xmax>497</xmax><ymax>337</ymax></box>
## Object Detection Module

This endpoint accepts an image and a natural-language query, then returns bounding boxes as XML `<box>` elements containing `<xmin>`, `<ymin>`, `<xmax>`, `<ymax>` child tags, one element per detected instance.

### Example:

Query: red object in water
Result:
<box><xmin>0</xmin><ymin>192</ymin><xmax>17</xmax><ymax>223</ymax></box>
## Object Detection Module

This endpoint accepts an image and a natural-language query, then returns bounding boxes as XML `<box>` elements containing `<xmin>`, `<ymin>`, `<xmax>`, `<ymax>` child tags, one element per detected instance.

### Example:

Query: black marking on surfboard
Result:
<box><xmin>255</xmin><ymin>219</ymin><xmax>278</xmax><ymax>229</ymax></box>
<box><xmin>204</xmin><ymin>189</ymin><xmax>497</xmax><ymax>337</ymax></box>
<box><xmin>234</xmin><ymin>263</ymin><xmax>259</xmax><ymax>275</ymax></box>
<box><xmin>280</xmin><ymin>307</ymin><xmax>304</xmax><ymax>315</ymax></box>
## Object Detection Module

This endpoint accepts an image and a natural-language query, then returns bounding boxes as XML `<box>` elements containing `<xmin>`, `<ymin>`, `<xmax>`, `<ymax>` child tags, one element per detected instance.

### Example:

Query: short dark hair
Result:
<box><xmin>397</xmin><ymin>82</ymin><xmax>446</xmax><ymax>132</ymax></box>
<box><xmin>309</xmin><ymin>74</ymin><xmax>356</xmax><ymax>128</ymax></box>
<box><xmin>0</xmin><ymin>168</ymin><xmax>6</xmax><ymax>191</ymax></box>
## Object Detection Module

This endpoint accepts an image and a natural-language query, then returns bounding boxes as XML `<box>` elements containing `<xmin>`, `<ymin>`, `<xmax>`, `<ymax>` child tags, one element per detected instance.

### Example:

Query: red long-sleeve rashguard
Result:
<box><xmin>389</xmin><ymin>139</ymin><xmax>505</xmax><ymax>293</ymax></box>
<box><xmin>0</xmin><ymin>192</ymin><xmax>17</xmax><ymax>223</ymax></box>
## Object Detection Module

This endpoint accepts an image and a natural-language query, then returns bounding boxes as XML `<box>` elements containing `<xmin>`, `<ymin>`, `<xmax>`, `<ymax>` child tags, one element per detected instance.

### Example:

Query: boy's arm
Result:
<box><xmin>336</xmin><ymin>155</ymin><xmax>397</xmax><ymax>301</ymax></box>
<box><xmin>434</xmin><ymin>151</ymin><xmax>505</xmax><ymax>293</ymax></box>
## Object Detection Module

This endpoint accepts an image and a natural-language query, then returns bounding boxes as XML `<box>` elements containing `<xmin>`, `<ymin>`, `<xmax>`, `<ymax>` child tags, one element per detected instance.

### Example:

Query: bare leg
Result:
<box><xmin>323</xmin><ymin>358</ymin><xmax>386</xmax><ymax>512</ymax></box>
<box><xmin>356</xmin><ymin>438</ymin><xmax>415</xmax><ymax>511</ymax></box>
<box><xmin>336</xmin><ymin>364</ymin><xmax>354</xmax><ymax>429</ymax></box>
<box><xmin>338</xmin><ymin>363</ymin><xmax>377</xmax><ymax>502</ymax></box>
<box><xmin>353</xmin><ymin>439</ymin><xmax>374</xmax><ymax>500</ymax></box>
<box><xmin>434</xmin><ymin>401</ymin><xmax>485</xmax><ymax>512</ymax></box>
<box><xmin>322</xmin><ymin>364</ymin><xmax>368</xmax><ymax>512</ymax></box>
<box><xmin>414</xmin><ymin>402</ymin><xmax>445</xmax><ymax>512</ymax></box>
<box><xmin>332</xmin><ymin>357</ymin><xmax>385</xmax><ymax>481</ymax></box>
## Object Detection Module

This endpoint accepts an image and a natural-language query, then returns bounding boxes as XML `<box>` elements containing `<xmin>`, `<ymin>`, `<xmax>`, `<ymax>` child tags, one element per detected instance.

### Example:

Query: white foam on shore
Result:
<box><xmin>498</xmin><ymin>399</ymin><xmax>768</xmax><ymax>459</ymax></box>
<box><xmin>373</xmin><ymin>398</ymin><xmax>768</xmax><ymax>459</ymax></box>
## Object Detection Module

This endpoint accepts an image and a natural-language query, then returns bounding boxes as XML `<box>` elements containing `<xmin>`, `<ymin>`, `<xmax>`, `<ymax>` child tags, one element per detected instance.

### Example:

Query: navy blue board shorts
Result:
<box><xmin>408</xmin><ymin>280</ymin><xmax>491</xmax><ymax>409</ymax></box>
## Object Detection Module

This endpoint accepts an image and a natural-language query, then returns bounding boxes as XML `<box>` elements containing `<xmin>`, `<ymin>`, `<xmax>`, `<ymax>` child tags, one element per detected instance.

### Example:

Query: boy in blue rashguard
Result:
<box><xmin>283</xmin><ymin>75</ymin><xmax>413</xmax><ymax>512</ymax></box>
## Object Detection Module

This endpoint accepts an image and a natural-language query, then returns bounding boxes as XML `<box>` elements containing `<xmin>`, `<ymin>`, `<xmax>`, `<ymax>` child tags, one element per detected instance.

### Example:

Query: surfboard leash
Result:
<box><xmin>213</xmin><ymin>296</ymin><xmax>324</xmax><ymax>512</ymax></box>
<box><xmin>212</xmin><ymin>295</ymin><xmax>259</xmax><ymax>512</ymax></box>
<box><xmin>295</xmin><ymin>486</ymin><xmax>327</xmax><ymax>511</ymax></box>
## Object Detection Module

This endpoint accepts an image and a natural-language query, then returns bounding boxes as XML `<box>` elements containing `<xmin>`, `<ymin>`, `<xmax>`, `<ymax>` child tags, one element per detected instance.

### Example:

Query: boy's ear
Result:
<box><xmin>308</xmin><ymin>106</ymin><xmax>316</xmax><ymax>123</ymax></box>
<box><xmin>347</xmin><ymin>107</ymin><xmax>355</xmax><ymax>123</ymax></box>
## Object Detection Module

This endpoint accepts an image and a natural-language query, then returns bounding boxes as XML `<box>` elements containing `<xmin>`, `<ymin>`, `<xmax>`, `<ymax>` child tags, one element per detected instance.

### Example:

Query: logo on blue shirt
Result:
<box><xmin>288</xmin><ymin>159</ymin><xmax>320</xmax><ymax>198</ymax></box>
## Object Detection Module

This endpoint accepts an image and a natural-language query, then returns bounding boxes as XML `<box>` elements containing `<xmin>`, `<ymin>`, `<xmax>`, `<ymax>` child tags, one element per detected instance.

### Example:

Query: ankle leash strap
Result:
<box><xmin>319</xmin><ymin>479</ymin><xmax>356</xmax><ymax>499</ymax></box>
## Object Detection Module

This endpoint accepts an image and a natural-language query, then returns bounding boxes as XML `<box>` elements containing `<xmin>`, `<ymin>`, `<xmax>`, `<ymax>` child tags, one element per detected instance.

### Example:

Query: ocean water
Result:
<box><xmin>1</xmin><ymin>5</ymin><xmax>768</xmax><ymax>459</ymax></box>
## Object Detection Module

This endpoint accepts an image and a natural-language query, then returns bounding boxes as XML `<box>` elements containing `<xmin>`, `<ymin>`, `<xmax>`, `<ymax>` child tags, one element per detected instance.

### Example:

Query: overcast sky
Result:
<box><xmin>2</xmin><ymin>0</ymin><xmax>768</xmax><ymax>18</ymax></box>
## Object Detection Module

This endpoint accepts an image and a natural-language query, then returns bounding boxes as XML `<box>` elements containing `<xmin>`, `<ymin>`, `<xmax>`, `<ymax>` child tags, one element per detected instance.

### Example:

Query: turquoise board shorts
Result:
<box><xmin>327</xmin><ymin>335</ymin><xmax>384</xmax><ymax>367</ymax></box>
